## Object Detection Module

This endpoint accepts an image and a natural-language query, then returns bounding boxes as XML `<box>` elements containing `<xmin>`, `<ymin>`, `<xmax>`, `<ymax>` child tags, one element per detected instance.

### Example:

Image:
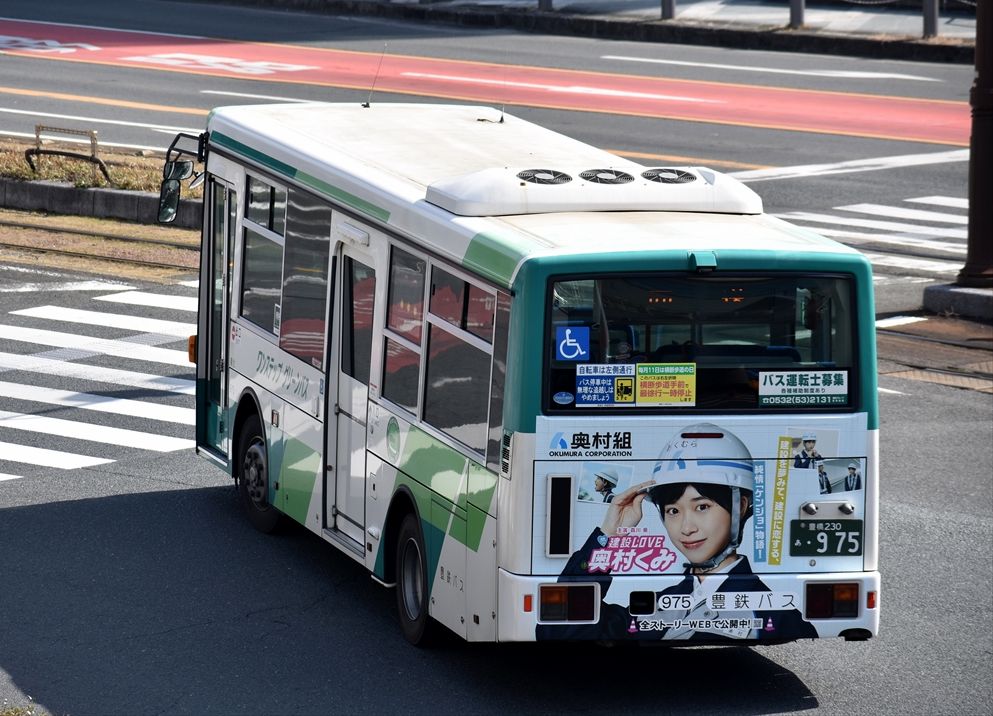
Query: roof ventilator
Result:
<box><xmin>642</xmin><ymin>168</ymin><xmax>697</xmax><ymax>184</ymax></box>
<box><xmin>517</xmin><ymin>169</ymin><xmax>572</xmax><ymax>185</ymax></box>
<box><xmin>579</xmin><ymin>169</ymin><xmax>634</xmax><ymax>184</ymax></box>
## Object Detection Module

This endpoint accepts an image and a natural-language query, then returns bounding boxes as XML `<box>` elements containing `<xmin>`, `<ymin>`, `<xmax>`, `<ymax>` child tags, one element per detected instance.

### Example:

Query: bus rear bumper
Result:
<box><xmin>497</xmin><ymin>568</ymin><xmax>880</xmax><ymax>643</ymax></box>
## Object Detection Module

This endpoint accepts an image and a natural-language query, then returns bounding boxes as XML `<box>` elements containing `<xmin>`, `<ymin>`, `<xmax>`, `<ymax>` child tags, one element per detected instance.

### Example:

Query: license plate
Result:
<box><xmin>790</xmin><ymin>520</ymin><xmax>864</xmax><ymax>557</ymax></box>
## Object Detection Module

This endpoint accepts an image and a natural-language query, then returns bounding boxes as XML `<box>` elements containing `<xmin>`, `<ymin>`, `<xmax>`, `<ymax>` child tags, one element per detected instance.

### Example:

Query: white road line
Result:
<box><xmin>876</xmin><ymin>316</ymin><xmax>928</xmax><ymax>328</ymax></box>
<box><xmin>0</xmin><ymin>351</ymin><xmax>194</xmax><ymax>394</ymax></box>
<box><xmin>0</xmin><ymin>107</ymin><xmax>200</xmax><ymax>133</ymax></box>
<box><xmin>872</xmin><ymin>276</ymin><xmax>933</xmax><ymax>285</ymax></box>
<box><xmin>399</xmin><ymin>72</ymin><xmax>722</xmax><ymax>103</ymax></box>
<box><xmin>836</xmin><ymin>203</ymin><xmax>967</xmax><ymax>225</ymax></box>
<box><xmin>177</xmin><ymin>279</ymin><xmax>199</xmax><ymax>288</ymax></box>
<box><xmin>0</xmin><ymin>325</ymin><xmax>190</xmax><ymax>366</ymax></box>
<box><xmin>878</xmin><ymin>387</ymin><xmax>907</xmax><ymax>395</ymax></box>
<box><xmin>906</xmin><ymin>196</ymin><xmax>970</xmax><ymax>210</ymax></box>
<box><xmin>0</xmin><ymin>381</ymin><xmax>194</xmax><ymax>425</ymax></box>
<box><xmin>731</xmin><ymin>150</ymin><xmax>969</xmax><ymax>183</ymax></box>
<box><xmin>795</xmin><ymin>226</ymin><xmax>966</xmax><ymax>254</ymax></box>
<box><xmin>600</xmin><ymin>55</ymin><xmax>939</xmax><ymax>82</ymax></box>
<box><xmin>0</xmin><ymin>410</ymin><xmax>194</xmax><ymax>452</ymax></box>
<box><xmin>860</xmin><ymin>252</ymin><xmax>962</xmax><ymax>274</ymax></box>
<box><xmin>0</xmin><ymin>280</ymin><xmax>134</xmax><ymax>294</ymax></box>
<box><xmin>0</xmin><ymin>440</ymin><xmax>114</xmax><ymax>469</ymax></box>
<box><xmin>93</xmin><ymin>291</ymin><xmax>198</xmax><ymax>313</ymax></box>
<box><xmin>777</xmin><ymin>212</ymin><xmax>967</xmax><ymax>239</ymax></box>
<box><xmin>201</xmin><ymin>89</ymin><xmax>310</xmax><ymax>103</ymax></box>
<box><xmin>0</xmin><ymin>473</ymin><xmax>23</xmax><ymax>482</ymax></box>
<box><xmin>11</xmin><ymin>306</ymin><xmax>195</xmax><ymax>337</ymax></box>
<box><xmin>0</xmin><ymin>129</ymin><xmax>166</xmax><ymax>153</ymax></box>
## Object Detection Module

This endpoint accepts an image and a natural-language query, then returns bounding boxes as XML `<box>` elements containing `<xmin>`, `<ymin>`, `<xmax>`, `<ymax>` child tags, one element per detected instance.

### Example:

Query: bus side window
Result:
<box><xmin>278</xmin><ymin>188</ymin><xmax>332</xmax><ymax>367</ymax></box>
<box><xmin>241</xmin><ymin>227</ymin><xmax>283</xmax><ymax>334</ymax></box>
<box><xmin>382</xmin><ymin>246</ymin><xmax>426</xmax><ymax>413</ymax></box>
<box><xmin>342</xmin><ymin>258</ymin><xmax>376</xmax><ymax>385</ymax></box>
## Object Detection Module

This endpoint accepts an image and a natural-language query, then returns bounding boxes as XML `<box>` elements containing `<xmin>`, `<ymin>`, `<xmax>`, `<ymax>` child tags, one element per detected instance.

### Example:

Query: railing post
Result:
<box><xmin>789</xmin><ymin>0</ymin><xmax>805</xmax><ymax>29</ymax></box>
<box><xmin>923</xmin><ymin>0</ymin><xmax>939</xmax><ymax>38</ymax></box>
<box><xmin>661</xmin><ymin>0</ymin><xmax>675</xmax><ymax>20</ymax></box>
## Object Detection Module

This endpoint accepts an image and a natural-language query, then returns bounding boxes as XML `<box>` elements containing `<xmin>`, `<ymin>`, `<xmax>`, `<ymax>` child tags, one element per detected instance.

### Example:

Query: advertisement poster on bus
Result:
<box><xmin>534</xmin><ymin>415</ymin><xmax>868</xmax><ymax>641</ymax></box>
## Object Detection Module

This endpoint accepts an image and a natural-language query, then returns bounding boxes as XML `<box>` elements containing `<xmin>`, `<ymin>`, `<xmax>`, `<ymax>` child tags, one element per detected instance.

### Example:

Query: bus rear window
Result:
<box><xmin>546</xmin><ymin>274</ymin><xmax>856</xmax><ymax>412</ymax></box>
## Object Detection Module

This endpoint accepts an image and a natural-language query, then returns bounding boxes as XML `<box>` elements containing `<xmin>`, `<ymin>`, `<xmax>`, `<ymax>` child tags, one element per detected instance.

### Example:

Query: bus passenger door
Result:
<box><xmin>201</xmin><ymin>177</ymin><xmax>236</xmax><ymax>458</ymax></box>
<box><xmin>327</xmin><ymin>247</ymin><xmax>376</xmax><ymax>546</ymax></box>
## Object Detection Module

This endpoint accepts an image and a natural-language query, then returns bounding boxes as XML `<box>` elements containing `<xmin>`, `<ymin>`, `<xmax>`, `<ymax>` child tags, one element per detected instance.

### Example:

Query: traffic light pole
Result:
<box><xmin>959</xmin><ymin>0</ymin><xmax>993</xmax><ymax>288</ymax></box>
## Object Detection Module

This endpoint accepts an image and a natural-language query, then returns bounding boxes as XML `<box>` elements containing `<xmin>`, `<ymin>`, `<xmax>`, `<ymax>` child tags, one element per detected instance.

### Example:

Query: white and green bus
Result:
<box><xmin>160</xmin><ymin>103</ymin><xmax>879</xmax><ymax>645</ymax></box>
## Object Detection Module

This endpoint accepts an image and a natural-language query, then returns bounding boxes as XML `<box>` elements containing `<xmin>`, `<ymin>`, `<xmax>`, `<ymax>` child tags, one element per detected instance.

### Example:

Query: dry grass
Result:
<box><xmin>0</xmin><ymin>138</ymin><xmax>203</xmax><ymax>199</ymax></box>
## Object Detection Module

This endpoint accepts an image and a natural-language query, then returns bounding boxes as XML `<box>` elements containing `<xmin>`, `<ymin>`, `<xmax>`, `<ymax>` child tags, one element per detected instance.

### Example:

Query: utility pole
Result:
<box><xmin>959</xmin><ymin>0</ymin><xmax>992</xmax><ymax>287</ymax></box>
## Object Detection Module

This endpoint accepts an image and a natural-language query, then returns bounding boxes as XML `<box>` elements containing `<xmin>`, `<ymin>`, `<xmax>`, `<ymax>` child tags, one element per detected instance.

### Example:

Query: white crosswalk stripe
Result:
<box><xmin>0</xmin><ymin>279</ymin><xmax>200</xmax><ymax>479</ymax></box>
<box><xmin>11</xmin><ymin>305</ymin><xmax>195</xmax><ymax>337</ymax></box>
<box><xmin>0</xmin><ymin>381</ymin><xmax>195</xmax><ymax>424</ymax></box>
<box><xmin>0</xmin><ymin>351</ymin><xmax>194</xmax><ymax>395</ymax></box>
<box><xmin>0</xmin><ymin>440</ymin><xmax>115</xmax><ymax>470</ymax></box>
<box><xmin>0</xmin><ymin>409</ymin><xmax>194</xmax><ymax>452</ymax></box>
<box><xmin>774</xmin><ymin>194</ymin><xmax>968</xmax><ymax>281</ymax></box>
<box><xmin>94</xmin><ymin>291</ymin><xmax>198</xmax><ymax>312</ymax></box>
<box><xmin>0</xmin><ymin>324</ymin><xmax>191</xmax><ymax>366</ymax></box>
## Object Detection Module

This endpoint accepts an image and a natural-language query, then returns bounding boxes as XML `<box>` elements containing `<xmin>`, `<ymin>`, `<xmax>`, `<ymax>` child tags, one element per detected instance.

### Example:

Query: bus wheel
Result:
<box><xmin>395</xmin><ymin>513</ymin><xmax>438</xmax><ymax>646</ymax></box>
<box><xmin>238</xmin><ymin>415</ymin><xmax>281</xmax><ymax>534</ymax></box>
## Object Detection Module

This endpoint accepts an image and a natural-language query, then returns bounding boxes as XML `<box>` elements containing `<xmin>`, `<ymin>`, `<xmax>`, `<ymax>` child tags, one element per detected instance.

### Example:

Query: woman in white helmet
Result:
<box><xmin>593</xmin><ymin>468</ymin><xmax>619</xmax><ymax>503</ymax></box>
<box><xmin>537</xmin><ymin>423</ymin><xmax>816</xmax><ymax>642</ymax></box>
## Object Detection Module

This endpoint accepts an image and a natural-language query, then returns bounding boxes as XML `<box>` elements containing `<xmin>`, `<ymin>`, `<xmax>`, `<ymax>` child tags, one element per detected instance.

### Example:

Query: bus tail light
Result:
<box><xmin>867</xmin><ymin>590</ymin><xmax>877</xmax><ymax>610</ymax></box>
<box><xmin>539</xmin><ymin>584</ymin><xmax>595</xmax><ymax>622</ymax></box>
<box><xmin>188</xmin><ymin>335</ymin><xmax>197</xmax><ymax>364</ymax></box>
<box><xmin>805</xmin><ymin>583</ymin><xmax>860</xmax><ymax>619</ymax></box>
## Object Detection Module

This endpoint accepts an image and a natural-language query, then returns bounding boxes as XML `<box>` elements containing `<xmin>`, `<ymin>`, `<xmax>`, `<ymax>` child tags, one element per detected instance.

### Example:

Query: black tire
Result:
<box><xmin>237</xmin><ymin>415</ymin><xmax>281</xmax><ymax>534</ymax></box>
<box><xmin>395</xmin><ymin>513</ymin><xmax>440</xmax><ymax>646</ymax></box>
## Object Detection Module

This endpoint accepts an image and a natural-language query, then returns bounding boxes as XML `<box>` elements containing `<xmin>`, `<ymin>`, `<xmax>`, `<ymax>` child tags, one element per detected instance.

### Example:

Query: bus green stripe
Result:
<box><xmin>463</xmin><ymin>231</ymin><xmax>530</xmax><ymax>288</ymax></box>
<box><xmin>211</xmin><ymin>131</ymin><xmax>390</xmax><ymax>223</ymax></box>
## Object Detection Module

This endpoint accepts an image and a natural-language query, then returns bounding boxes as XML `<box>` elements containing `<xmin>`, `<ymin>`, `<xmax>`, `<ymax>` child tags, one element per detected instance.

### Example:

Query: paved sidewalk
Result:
<box><xmin>422</xmin><ymin>0</ymin><xmax>976</xmax><ymax>40</ymax></box>
<box><xmin>277</xmin><ymin>0</ymin><xmax>977</xmax><ymax>62</ymax></box>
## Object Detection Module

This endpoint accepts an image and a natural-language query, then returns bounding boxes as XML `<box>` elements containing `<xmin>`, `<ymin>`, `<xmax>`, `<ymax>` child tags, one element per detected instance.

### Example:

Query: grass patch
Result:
<box><xmin>1</xmin><ymin>703</ymin><xmax>51</xmax><ymax>716</ymax></box>
<box><xmin>0</xmin><ymin>138</ymin><xmax>203</xmax><ymax>199</ymax></box>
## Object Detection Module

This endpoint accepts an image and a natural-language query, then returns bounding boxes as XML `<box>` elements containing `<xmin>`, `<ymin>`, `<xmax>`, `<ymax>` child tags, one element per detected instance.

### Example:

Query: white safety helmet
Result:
<box><xmin>801</xmin><ymin>432</ymin><xmax>817</xmax><ymax>442</ymax></box>
<box><xmin>848</xmin><ymin>462</ymin><xmax>859</xmax><ymax>470</ymax></box>
<box><xmin>649</xmin><ymin>423</ymin><xmax>754</xmax><ymax>571</ymax></box>
<box><xmin>651</xmin><ymin>422</ymin><xmax>754</xmax><ymax>492</ymax></box>
<box><xmin>594</xmin><ymin>468</ymin><xmax>619</xmax><ymax>487</ymax></box>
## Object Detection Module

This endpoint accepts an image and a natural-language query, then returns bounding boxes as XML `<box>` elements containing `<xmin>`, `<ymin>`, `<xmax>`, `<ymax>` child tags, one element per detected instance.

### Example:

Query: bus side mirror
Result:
<box><xmin>158</xmin><ymin>178</ymin><xmax>181</xmax><ymax>224</ymax></box>
<box><xmin>164</xmin><ymin>160</ymin><xmax>194</xmax><ymax>181</ymax></box>
<box><xmin>158</xmin><ymin>160</ymin><xmax>195</xmax><ymax>224</ymax></box>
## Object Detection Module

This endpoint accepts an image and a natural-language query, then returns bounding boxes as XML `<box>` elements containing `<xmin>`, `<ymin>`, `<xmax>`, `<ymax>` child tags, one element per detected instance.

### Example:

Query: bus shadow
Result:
<box><xmin>0</xmin><ymin>486</ymin><xmax>814</xmax><ymax>715</ymax></box>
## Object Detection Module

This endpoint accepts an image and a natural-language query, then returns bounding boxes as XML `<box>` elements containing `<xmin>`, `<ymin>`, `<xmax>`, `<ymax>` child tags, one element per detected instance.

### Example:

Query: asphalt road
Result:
<box><xmin>0</xmin><ymin>3</ymin><xmax>989</xmax><ymax>714</ymax></box>
<box><xmin>0</xmin><ymin>268</ymin><xmax>989</xmax><ymax>715</ymax></box>
<box><xmin>0</xmin><ymin>0</ymin><xmax>974</xmax><ymax>313</ymax></box>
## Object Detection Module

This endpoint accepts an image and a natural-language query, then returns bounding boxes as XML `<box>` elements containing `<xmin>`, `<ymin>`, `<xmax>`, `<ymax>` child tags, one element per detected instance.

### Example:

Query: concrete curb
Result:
<box><xmin>923</xmin><ymin>284</ymin><xmax>993</xmax><ymax>324</ymax></box>
<box><xmin>0</xmin><ymin>178</ymin><xmax>202</xmax><ymax>230</ymax></box>
<box><xmin>216</xmin><ymin>0</ymin><xmax>975</xmax><ymax>63</ymax></box>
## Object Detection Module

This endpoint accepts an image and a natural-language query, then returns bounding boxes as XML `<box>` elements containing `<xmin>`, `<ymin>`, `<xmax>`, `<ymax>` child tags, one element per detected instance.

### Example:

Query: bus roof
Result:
<box><xmin>207</xmin><ymin>103</ymin><xmax>864</xmax><ymax>287</ymax></box>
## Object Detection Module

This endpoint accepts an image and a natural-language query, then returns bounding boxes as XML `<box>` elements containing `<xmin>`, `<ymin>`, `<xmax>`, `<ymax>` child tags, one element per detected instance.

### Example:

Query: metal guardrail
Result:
<box><xmin>24</xmin><ymin>125</ymin><xmax>112</xmax><ymax>184</ymax></box>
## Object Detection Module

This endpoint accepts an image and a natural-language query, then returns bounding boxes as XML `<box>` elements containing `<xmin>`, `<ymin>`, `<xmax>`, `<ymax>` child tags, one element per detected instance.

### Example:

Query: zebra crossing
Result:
<box><xmin>0</xmin><ymin>269</ymin><xmax>198</xmax><ymax>482</ymax></box>
<box><xmin>773</xmin><ymin>194</ymin><xmax>968</xmax><ymax>282</ymax></box>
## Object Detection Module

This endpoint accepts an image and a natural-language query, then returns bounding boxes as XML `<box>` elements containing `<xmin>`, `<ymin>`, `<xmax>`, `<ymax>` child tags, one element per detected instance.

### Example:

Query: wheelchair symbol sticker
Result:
<box><xmin>556</xmin><ymin>327</ymin><xmax>590</xmax><ymax>361</ymax></box>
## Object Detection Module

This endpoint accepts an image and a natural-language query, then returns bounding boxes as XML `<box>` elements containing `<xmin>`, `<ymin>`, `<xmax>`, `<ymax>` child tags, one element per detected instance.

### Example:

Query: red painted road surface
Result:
<box><xmin>0</xmin><ymin>18</ymin><xmax>969</xmax><ymax>145</ymax></box>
